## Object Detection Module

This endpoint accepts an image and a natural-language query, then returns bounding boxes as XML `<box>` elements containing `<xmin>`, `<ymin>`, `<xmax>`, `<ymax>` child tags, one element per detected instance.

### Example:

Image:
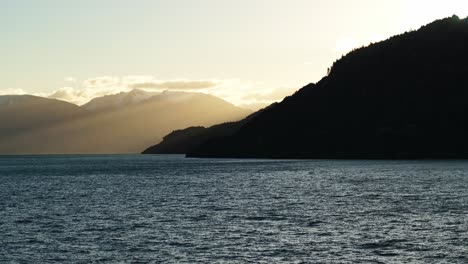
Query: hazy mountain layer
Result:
<box><xmin>0</xmin><ymin>91</ymin><xmax>250</xmax><ymax>154</ymax></box>
<box><xmin>0</xmin><ymin>95</ymin><xmax>88</xmax><ymax>138</ymax></box>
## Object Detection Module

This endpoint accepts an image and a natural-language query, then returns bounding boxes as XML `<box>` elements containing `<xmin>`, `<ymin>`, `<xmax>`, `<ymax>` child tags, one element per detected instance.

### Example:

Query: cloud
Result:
<box><xmin>4</xmin><ymin>75</ymin><xmax>297</xmax><ymax>108</ymax></box>
<box><xmin>47</xmin><ymin>86</ymin><xmax>130</xmax><ymax>105</ymax></box>
<box><xmin>64</xmin><ymin>77</ymin><xmax>76</xmax><ymax>82</ymax></box>
<box><xmin>121</xmin><ymin>75</ymin><xmax>154</xmax><ymax>86</ymax></box>
<box><xmin>83</xmin><ymin>76</ymin><xmax>120</xmax><ymax>88</ymax></box>
<box><xmin>48</xmin><ymin>87</ymin><xmax>88</xmax><ymax>104</ymax></box>
<box><xmin>47</xmin><ymin>77</ymin><xmax>223</xmax><ymax>105</ymax></box>
<box><xmin>131</xmin><ymin>80</ymin><xmax>220</xmax><ymax>90</ymax></box>
<box><xmin>47</xmin><ymin>76</ymin><xmax>132</xmax><ymax>105</ymax></box>
<box><xmin>0</xmin><ymin>88</ymin><xmax>27</xmax><ymax>95</ymax></box>
<box><xmin>242</xmin><ymin>87</ymin><xmax>299</xmax><ymax>101</ymax></box>
<box><xmin>239</xmin><ymin>102</ymin><xmax>271</xmax><ymax>111</ymax></box>
<box><xmin>45</xmin><ymin>76</ymin><xmax>133</xmax><ymax>105</ymax></box>
<box><xmin>263</xmin><ymin>87</ymin><xmax>299</xmax><ymax>101</ymax></box>
<box><xmin>334</xmin><ymin>37</ymin><xmax>360</xmax><ymax>54</ymax></box>
<box><xmin>219</xmin><ymin>86</ymin><xmax>299</xmax><ymax>111</ymax></box>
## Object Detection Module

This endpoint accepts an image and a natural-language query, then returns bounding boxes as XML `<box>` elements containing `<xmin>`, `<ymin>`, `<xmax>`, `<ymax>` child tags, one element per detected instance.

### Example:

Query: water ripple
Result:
<box><xmin>1</xmin><ymin>155</ymin><xmax>468</xmax><ymax>263</ymax></box>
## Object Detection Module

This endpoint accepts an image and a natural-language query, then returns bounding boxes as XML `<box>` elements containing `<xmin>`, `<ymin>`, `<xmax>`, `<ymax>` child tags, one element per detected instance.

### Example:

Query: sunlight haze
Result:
<box><xmin>1</xmin><ymin>0</ymin><xmax>467</xmax><ymax>106</ymax></box>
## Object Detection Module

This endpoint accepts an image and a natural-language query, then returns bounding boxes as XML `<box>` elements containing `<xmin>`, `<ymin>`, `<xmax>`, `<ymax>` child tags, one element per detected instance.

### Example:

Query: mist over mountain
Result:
<box><xmin>82</xmin><ymin>89</ymin><xmax>160</xmax><ymax>112</ymax></box>
<box><xmin>169</xmin><ymin>16</ymin><xmax>468</xmax><ymax>159</ymax></box>
<box><xmin>0</xmin><ymin>95</ymin><xmax>87</xmax><ymax>138</ymax></box>
<box><xmin>0</xmin><ymin>90</ymin><xmax>250</xmax><ymax>154</ymax></box>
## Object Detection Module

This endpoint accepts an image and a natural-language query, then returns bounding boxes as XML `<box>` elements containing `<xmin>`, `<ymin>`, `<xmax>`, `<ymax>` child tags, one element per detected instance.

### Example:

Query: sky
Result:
<box><xmin>1</xmin><ymin>0</ymin><xmax>467</xmax><ymax>108</ymax></box>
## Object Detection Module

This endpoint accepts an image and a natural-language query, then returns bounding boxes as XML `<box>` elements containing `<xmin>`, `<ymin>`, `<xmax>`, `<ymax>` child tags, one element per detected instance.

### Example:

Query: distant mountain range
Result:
<box><xmin>144</xmin><ymin>16</ymin><xmax>468</xmax><ymax>158</ymax></box>
<box><xmin>0</xmin><ymin>90</ymin><xmax>250</xmax><ymax>154</ymax></box>
<box><xmin>0</xmin><ymin>95</ymin><xmax>88</xmax><ymax>139</ymax></box>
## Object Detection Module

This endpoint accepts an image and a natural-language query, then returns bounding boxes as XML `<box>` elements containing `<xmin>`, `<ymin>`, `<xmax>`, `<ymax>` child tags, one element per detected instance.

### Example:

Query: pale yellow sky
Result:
<box><xmin>1</xmin><ymin>0</ymin><xmax>467</xmax><ymax>107</ymax></box>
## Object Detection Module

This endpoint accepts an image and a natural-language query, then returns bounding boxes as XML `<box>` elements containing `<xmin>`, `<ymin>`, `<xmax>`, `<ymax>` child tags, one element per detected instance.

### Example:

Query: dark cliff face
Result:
<box><xmin>188</xmin><ymin>16</ymin><xmax>468</xmax><ymax>158</ymax></box>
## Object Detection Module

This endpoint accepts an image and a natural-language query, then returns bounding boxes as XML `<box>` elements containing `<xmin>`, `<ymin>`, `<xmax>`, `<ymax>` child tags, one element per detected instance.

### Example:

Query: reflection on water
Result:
<box><xmin>1</xmin><ymin>155</ymin><xmax>467</xmax><ymax>263</ymax></box>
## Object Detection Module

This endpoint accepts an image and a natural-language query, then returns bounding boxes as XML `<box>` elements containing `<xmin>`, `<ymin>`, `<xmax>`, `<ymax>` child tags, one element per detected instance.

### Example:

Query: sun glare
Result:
<box><xmin>405</xmin><ymin>0</ymin><xmax>468</xmax><ymax>27</ymax></box>
<box><xmin>334</xmin><ymin>38</ymin><xmax>359</xmax><ymax>54</ymax></box>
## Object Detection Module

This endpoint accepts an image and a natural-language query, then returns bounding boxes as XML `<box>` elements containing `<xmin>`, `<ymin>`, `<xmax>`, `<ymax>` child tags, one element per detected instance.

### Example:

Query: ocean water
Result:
<box><xmin>0</xmin><ymin>155</ymin><xmax>467</xmax><ymax>263</ymax></box>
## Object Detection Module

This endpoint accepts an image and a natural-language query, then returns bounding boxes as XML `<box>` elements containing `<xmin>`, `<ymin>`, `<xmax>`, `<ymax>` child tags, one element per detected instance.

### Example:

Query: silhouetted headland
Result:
<box><xmin>142</xmin><ymin>108</ymin><xmax>267</xmax><ymax>154</ymax></box>
<box><xmin>145</xmin><ymin>16</ymin><xmax>468</xmax><ymax>159</ymax></box>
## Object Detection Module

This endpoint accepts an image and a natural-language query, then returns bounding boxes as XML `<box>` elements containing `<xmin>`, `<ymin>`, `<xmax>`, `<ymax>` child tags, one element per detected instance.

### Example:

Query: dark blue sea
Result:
<box><xmin>0</xmin><ymin>155</ymin><xmax>467</xmax><ymax>263</ymax></box>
